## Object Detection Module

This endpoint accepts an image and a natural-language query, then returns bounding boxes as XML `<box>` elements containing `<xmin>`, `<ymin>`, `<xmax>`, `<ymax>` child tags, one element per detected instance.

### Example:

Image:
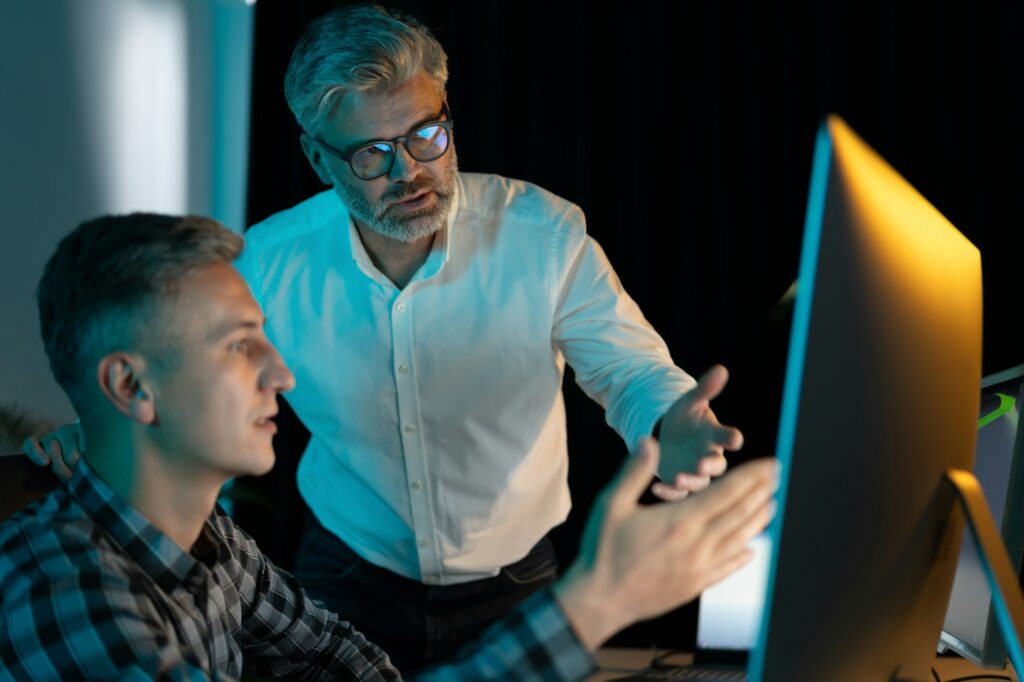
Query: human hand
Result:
<box><xmin>23</xmin><ymin>420</ymin><xmax>84</xmax><ymax>482</ymax></box>
<box><xmin>554</xmin><ymin>438</ymin><xmax>777</xmax><ymax>650</ymax></box>
<box><xmin>652</xmin><ymin>364</ymin><xmax>744</xmax><ymax>500</ymax></box>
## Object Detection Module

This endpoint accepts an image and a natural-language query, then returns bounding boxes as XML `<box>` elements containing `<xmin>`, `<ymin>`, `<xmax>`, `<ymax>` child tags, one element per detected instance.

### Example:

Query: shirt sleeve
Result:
<box><xmin>550</xmin><ymin>206</ymin><xmax>697</xmax><ymax>450</ymax></box>
<box><xmin>411</xmin><ymin>588</ymin><xmax>595</xmax><ymax>682</ymax></box>
<box><xmin>0</xmin><ymin>537</ymin><xmax>224</xmax><ymax>681</ymax></box>
<box><xmin>221</xmin><ymin>516</ymin><xmax>401</xmax><ymax>681</ymax></box>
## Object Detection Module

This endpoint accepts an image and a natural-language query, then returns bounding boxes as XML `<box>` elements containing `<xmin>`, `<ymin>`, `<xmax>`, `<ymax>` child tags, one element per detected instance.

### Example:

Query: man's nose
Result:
<box><xmin>262</xmin><ymin>350</ymin><xmax>296</xmax><ymax>394</ymax></box>
<box><xmin>388</xmin><ymin>143</ymin><xmax>422</xmax><ymax>183</ymax></box>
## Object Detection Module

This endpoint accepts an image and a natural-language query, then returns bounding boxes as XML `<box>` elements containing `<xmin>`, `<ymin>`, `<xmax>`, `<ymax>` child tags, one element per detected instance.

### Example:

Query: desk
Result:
<box><xmin>588</xmin><ymin>649</ymin><xmax>1019</xmax><ymax>681</ymax></box>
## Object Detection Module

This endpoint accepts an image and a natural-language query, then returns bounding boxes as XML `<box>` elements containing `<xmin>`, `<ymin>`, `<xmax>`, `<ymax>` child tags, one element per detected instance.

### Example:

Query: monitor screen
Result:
<box><xmin>940</xmin><ymin>366</ymin><xmax>1024</xmax><ymax>667</ymax></box>
<box><xmin>697</xmin><ymin>533</ymin><xmax>772</xmax><ymax>653</ymax></box>
<box><xmin>748</xmin><ymin>115</ymin><xmax>983</xmax><ymax>682</ymax></box>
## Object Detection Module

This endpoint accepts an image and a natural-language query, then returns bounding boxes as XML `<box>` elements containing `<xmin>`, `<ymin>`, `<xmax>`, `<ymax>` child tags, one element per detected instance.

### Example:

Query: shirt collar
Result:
<box><xmin>440</xmin><ymin>173</ymin><xmax>460</xmax><ymax>264</ymax></box>
<box><xmin>69</xmin><ymin>459</ymin><xmax>225</xmax><ymax>593</ymax></box>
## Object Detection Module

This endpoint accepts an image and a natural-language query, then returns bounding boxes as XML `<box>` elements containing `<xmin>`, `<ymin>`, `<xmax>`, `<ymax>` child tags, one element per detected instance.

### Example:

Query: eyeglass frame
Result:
<box><xmin>313</xmin><ymin>101</ymin><xmax>454</xmax><ymax>181</ymax></box>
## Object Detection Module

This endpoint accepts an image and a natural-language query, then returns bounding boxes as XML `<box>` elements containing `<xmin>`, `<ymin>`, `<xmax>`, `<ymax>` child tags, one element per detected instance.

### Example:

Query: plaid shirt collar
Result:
<box><xmin>68</xmin><ymin>459</ymin><xmax>228</xmax><ymax>594</ymax></box>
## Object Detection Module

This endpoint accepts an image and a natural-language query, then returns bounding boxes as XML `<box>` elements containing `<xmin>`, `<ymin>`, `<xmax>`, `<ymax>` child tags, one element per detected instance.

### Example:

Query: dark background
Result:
<box><xmin>238</xmin><ymin>1</ymin><xmax>1024</xmax><ymax>648</ymax></box>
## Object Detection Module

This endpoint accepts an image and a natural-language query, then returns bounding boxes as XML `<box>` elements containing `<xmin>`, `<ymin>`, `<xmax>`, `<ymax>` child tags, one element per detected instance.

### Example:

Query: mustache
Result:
<box><xmin>374</xmin><ymin>180</ymin><xmax>453</xmax><ymax>223</ymax></box>
<box><xmin>381</xmin><ymin>179</ymin><xmax>448</xmax><ymax>205</ymax></box>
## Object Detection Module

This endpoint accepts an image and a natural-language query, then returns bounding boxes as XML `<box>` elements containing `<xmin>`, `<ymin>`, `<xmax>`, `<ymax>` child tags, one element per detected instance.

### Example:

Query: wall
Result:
<box><xmin>0</xmin><ymin>0</ymin><xmax>254</xmax><ymax>425</ymax></box>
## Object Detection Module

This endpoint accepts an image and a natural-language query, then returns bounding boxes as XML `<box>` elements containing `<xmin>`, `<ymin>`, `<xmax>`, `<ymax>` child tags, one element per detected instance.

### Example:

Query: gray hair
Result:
<box><xmin>37</xmin><ymin>214</ymin><xmax>244</xmax><ymax>418</ymax></box>
<box><xmin>283</xmin><ymin>4</ymin><xmax>449</xmax><ymax>138</ymax></box>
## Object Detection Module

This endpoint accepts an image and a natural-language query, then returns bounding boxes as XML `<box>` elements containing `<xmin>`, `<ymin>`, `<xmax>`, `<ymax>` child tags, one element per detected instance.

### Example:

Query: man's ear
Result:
<box><xmin>299</xmin><ymin>133</ymin><xmax>335</xmax><ymax>186</ymax></box>
<box><xmin>96</xmin><ymin>353</ymin><xmax>156</xmax><ymax>425</ymax></box>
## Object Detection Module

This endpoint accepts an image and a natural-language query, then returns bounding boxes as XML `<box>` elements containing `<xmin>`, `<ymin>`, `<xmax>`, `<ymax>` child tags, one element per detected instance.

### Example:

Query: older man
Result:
<box><xmin>5</xmin><ymin>212</ymin><xmax>776</xmax><ymax>680</ymax></box>
<box><xmin>28</xmin><ymin>4</ymin><xmax>746</xmax><ymax>670</ymax></box>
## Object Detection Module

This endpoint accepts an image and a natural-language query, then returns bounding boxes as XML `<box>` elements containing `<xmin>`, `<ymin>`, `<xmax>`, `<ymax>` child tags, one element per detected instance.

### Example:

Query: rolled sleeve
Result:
<box><xmin>551</xmin><ymin>209</ymin><xmax>696</xmax><ymax>450</ymax></box>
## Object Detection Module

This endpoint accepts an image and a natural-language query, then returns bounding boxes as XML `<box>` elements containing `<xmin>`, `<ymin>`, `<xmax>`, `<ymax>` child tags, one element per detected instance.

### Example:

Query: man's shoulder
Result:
<box><xmin>459</xmin><ymin>172</ymin><xmax>584</xmax><ymax>231</ymax></box>
<box><xmin>244</xmin><ymin>189</ymin><xmax>344</xmax><ymax>253</ymax></box>
<box><xmin>0</xmin><ymin>488</ymin><xmax>85</xmax><ymax>552</ymax></box>
<box><xmin>0</xmin><ymin>491</ymin><xmax>126</xmax><ymax>601</ymax></box>
<box><xmin>0</xmin><ymin>491</ymin><xmax>173</xmax><ymax>679</ymax></box>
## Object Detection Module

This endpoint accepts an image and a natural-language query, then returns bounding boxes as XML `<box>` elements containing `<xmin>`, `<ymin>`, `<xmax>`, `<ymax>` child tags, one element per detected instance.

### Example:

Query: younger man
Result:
<box><xmin>1</xmin><ymin>214</ymin><xmax>776</xmax><ymax>679</ymax></box>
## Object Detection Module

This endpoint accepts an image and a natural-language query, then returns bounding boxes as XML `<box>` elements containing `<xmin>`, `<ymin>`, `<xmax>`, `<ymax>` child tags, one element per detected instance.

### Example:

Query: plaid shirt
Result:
<box><xmin>0</xmin><ymin>461</ymin><xmax>594</xmax><ymax>681</ymax></box>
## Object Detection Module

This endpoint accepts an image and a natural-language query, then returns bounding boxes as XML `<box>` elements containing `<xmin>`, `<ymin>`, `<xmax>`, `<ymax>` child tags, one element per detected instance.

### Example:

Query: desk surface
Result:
<box><xmin>588</xmin><ymin>648</ymin><xmax>1019</xmax><ymax>681</ymax></box>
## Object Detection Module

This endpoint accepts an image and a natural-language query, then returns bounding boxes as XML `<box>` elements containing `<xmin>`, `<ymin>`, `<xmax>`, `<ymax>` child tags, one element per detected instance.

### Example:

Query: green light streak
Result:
<box><xmin>979</xmin><ymin>393</ymin><xmax>1017</xmax><ymax>430</ymax></box>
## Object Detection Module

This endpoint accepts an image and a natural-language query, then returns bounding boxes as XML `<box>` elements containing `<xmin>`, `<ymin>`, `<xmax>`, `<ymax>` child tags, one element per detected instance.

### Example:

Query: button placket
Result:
<box><xmin>391</xmin><ymin>292</ymin><xmax>440</xmax><ymax>581</ymax></box>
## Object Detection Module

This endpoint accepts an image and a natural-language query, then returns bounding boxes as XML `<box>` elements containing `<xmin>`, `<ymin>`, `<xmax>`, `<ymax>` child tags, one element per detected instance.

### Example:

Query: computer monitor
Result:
<box><xmin>939</xmin><ymin>364</ymin><xmax>1024</xmax><ymax>668</ymax></box>
<box><xmin>748</xmin><ymin>115</ymin><xmax>983</xmax><ymax>682</ymax></box>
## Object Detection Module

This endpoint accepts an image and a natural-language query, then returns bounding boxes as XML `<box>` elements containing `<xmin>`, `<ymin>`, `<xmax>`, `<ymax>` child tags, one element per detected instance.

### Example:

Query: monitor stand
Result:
<box><xmin>941</xmin><ymin>469</ymin><xmax>1024</xmax><ymax>676</ymax></box>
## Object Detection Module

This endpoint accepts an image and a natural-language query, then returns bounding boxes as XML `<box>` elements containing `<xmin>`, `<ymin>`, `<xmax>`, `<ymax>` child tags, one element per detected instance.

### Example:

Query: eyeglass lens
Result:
<box><xmin>350</xmin><ymin>123</ymin><xmax>450</xmax><ymax>179</ymax></box>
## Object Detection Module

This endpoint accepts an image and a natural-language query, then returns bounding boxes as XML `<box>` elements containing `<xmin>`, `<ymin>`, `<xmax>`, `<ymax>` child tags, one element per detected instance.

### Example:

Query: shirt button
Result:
<box><xmin>418</xmin><ymin>538</ymin><xmax>430</xmax><ymax>548</ymax></box>
<box><xmin>396</xmin><ymin>302</ymin><xmax>407</xmax><ymax>312</ymax></box>
<box><xmin>405</xmin><ymin>423</ymin><xmax>417</xmax><ymax>433</ymax></box>
<box><xmin>411</xmin><ymin>480</ymin><xmax>423</xmax><ymax>490</ymax></box>
<box><xmin>398</xmin><ymin>364</ymin><xmax>410</xmax><ymax>374</ymax></box>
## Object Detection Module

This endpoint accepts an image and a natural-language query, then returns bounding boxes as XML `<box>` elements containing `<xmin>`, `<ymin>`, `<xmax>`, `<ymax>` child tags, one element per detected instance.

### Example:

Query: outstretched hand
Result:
<box><xmin>553</xmin><ymin>438</ymin><xmax>778</xmax><ymax>650</ymax></box>
<box><xmin>652</xmin><ymin>364</ymin><xmax>744</xmax><ymax>500</ymax></box>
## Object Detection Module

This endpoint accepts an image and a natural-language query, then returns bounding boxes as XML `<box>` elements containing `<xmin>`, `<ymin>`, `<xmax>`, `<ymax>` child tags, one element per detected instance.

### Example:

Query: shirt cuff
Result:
<box><xmin>412</xmin><ymin>586</ymin><xmax>596</xmax><ymax>681</ymax></box>
<box><xmin>518</xmin><ymin>587</ymin><xmax>597</xmax><ymax>681</ymax></box>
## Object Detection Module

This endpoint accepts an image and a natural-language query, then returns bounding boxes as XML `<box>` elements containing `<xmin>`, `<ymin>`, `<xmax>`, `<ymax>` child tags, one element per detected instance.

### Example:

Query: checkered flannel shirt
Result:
<box><xmin>0</xmin><ymin>460</ymin><xmax>594</xmax><ymax>681</ymax></box>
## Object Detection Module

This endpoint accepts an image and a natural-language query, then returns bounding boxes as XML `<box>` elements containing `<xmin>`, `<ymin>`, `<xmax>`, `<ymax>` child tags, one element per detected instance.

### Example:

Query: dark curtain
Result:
<box><xmin>238</xmin><ymin>0</ymin><xmax>1024</xmax><ymax>649</ymax></box>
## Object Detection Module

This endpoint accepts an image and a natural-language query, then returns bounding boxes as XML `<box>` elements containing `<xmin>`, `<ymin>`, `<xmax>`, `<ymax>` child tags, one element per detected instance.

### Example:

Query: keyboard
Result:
<box><xmin>612</xmin><ymin>665</ymin><xmax>747</xmax><ymax>680</ymax></box>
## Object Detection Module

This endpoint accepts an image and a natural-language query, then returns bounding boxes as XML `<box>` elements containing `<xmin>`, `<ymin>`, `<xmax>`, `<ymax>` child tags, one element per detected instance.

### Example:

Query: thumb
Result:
<box><xmin>692</xmin><ymin>364</ymin><xmax>729</xmax><ymax>403</ymax></box>
<box><xmin>608</xmin><ymin>438</ymin><xmax>660</xmax><ymax>515</ymax></box>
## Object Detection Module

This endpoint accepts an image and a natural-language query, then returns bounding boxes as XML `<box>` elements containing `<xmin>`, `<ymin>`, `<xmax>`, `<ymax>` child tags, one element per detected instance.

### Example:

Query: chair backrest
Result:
<box><xmin>0</xmin><ymin>456</ymin><xmax>61</xmax><ymax>522</ymax></box>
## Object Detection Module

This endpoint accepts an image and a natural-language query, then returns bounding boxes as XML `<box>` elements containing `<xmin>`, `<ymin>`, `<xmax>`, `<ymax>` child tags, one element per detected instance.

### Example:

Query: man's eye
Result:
<box><xmin>229</xmin><ymin>340</ymin><xmax>249</xmax><ymax>353</ymax></box>
<box><xmin>355</xmin><ymin>143</ymin><xmax>390</xmax><ymax>160</ymax></box>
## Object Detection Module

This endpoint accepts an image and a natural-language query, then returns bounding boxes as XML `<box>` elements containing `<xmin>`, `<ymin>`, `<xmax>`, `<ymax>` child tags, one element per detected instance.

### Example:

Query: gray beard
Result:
<box><xmin>332</xmin><ymin>147</ymin><xmax>459</xmax><ymax>243</ymax></box>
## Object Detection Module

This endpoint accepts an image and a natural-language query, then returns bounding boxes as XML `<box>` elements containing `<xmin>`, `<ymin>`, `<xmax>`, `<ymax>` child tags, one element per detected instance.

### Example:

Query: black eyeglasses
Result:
<box><xmin>315</xmin><ymin>102</ymin><xmax>454</xmax><ymax>181</ymax></box>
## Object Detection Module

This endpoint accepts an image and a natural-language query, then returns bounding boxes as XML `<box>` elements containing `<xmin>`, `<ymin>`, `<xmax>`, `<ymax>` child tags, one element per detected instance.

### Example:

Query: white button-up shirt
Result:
<box><xmin>236</xmin><ymin>172</ymin><xmax>695</xmax><ymax>585</ymax></box>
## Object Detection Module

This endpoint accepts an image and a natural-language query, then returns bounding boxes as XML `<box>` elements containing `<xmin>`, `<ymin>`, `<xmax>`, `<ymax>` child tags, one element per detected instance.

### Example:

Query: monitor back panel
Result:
<box><xmin>750</xmin><ymin>117</ymin><xmax>982</xmax><ymax>682</ymax></box>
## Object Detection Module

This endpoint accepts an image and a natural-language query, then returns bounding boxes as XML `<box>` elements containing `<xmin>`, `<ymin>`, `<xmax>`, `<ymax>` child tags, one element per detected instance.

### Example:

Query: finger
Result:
<box><xmin>672</xmin><ymin>472</ymin><xmax>711</xmax><ymax>491</ymax></box>
<box><xmin>22</xmin><ymin>437</ymin><xmax>50</xmax><ymax>466</ymax></box>
<box><xmin>46</xmin><ymin>439</ymin><xmax>73</xmax><ymax>481</ymax></box>
<box><xmin>704</xmin><ymin>467</ymin><xmax>778</xmax><ymax>540</ymax></box>
<box><xmin>696</xmin><ymin>453</ymin><xmax>728</xmax><ymax>478</ymax></box>
<box><xmin>651</xmin><ymin>482</ymin><xmax>690</xmax><ymax>501</ymax></box>
<box><xmin>57</xmin><ymin>433</ymin><xmax>81</xmax><ymax>468</ymax></box>
<box><xmin>713</xmin><ymin>498</ymin><xmax>777</xmax><ymax>559</ymax></box>
<box><xmin>608</xmin><ymin>438</ymin><xmax>660</xmax><ymax>515</ymax></box>
<box><xmin>690</xmin><ymin>458</ymin><xmax>778</xmax><ymax>520</ymax></box>
<box><xmin>691</xmin><ymin>364</ymin><xmax>730</xmax><ymax>404</ymax></box>
<box><xmin>711</xmin><ymin>424</ymin><xmax>744</xmax><ymax>452</ymax></box>
<box><xmin>700</xmin><ymin>546</ymin><xmax>755</xmax><ymax>592</ymax></box>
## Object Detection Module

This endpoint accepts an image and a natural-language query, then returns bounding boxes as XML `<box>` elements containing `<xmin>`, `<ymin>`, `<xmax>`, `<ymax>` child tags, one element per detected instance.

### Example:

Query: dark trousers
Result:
<box><xmin>293</xmin><ymin>514</ymin><xmax>559</xmax><ymax>674</ymax></box>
